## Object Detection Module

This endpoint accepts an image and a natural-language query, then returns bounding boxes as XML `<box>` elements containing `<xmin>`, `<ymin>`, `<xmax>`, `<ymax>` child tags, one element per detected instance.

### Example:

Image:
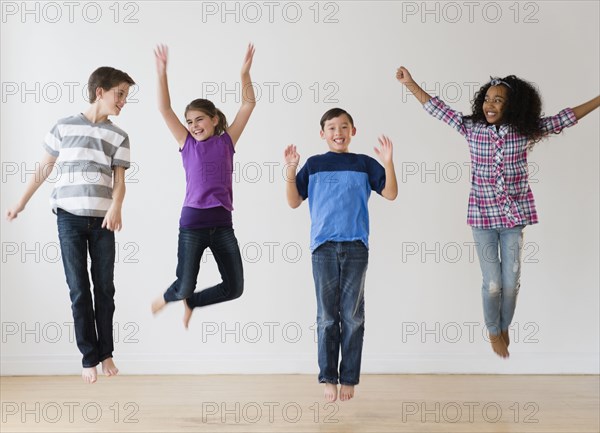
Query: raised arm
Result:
<box><xmin>155</xmin><ymin>44</ymin><xmax>188</xmax><ymax>148</ymax></box>
<box><xmin>374</xmin><ymin>136</ymin><xmax>398</xmax><ymax>201</ymax></box>
<box><xmin>102</xmin><ymin>166</ymin><xmax>126</xmax><ymax>231</ymax></box>
<box><xmin>396</xmin><ymin>66</ymin><xmax>432</xmax><ymax>105</ymax></box>
<box><xmin>6</xmin><ymin>151</ymin><xmax>57</xmax><ymax>221</ymax></box>
<box><xmin>572</xmin><ymin>95</ymin><xmax>600</xmax><ymax>121</ymax></box>
<box><xmin>227</xmin><ymin>43</ymin><xmax>257</xmax><ymax>146</ymax></box>
<box><xmin>284</xmin><ymin>145</ymin><xmax>303</xmax><ymax>209</ymax></box>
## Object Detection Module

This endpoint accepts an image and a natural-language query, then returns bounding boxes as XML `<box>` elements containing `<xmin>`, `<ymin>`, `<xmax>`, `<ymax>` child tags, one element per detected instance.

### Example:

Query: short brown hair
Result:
<box><xmin>88</xmin><ymin>66</ymin><xmax>135</xmax><ymax>103</ymax></box>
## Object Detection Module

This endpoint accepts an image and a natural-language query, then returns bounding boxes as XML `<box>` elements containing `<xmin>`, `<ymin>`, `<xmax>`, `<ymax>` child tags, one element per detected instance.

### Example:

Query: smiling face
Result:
<box><xmin>96</xmin><ymin>82</ymin><xmax>130</xmax><ymax>117</ymax></box>
<box><xmin>483</xmin><ymin>85</ymin><xmax>509</xmax><ymax>125</ymax></box>
<box><xmin>185</xmin><ymin>109</ymin><xmax>218</xmax><ymax>141</ymax></box>
<box><xmin>320</xmin><ymin>114</ymin><xmax>356</xmax><ymax>153</ymax></box>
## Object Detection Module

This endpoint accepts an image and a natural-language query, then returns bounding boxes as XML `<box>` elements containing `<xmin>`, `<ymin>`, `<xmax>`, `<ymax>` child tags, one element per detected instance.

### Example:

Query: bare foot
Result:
<box><xmin>101</xmin><ymin>357</ymin><xmax>119</xmax><ymax>376</ymax></box>
<box><xmin>501</xmin><ymin>330</ymin><xmax>510</xmax><ymax>348</ymax></box>
<box><xmin>340</xmin><ymin>385</ymin><xmax>355</xmax><ymax>401</ymax></box>
<box><xmin>183</xmin><ymin>300</ymin><xmax>193</xmax><ymax>329</ymax></box>
<box><xmin>489</xmin><ymin>331</ymin><xmax>509</xmax><ymax>358</ymax></box>
<box><xmin>82</xmin><ymin>366</ymin><xmax>97</xmax><ymax>384</ymax></box>
<box><xmin>324</xmin><ymin>383</ymin><xmax>338</xmax><ymax>402</ymax></box>
<box><xmin>151</xmin><ymin>296</ymin><xmax>167</xmax><ymax>315</ymax></box>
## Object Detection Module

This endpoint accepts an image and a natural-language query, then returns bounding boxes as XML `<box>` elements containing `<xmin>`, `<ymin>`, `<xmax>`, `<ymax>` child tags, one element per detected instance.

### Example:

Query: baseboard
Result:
<box><xmin>1</xmin><ymin>352</ymin><xmax>598</xmax><ymax>375</ymax></box>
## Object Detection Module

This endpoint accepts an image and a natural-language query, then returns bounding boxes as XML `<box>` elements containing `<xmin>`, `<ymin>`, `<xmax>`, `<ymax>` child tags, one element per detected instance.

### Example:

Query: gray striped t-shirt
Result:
<box><xmin>43</xmin><ymin>114</ymin><xmax>130</xmax><ymax>217</ymax></box>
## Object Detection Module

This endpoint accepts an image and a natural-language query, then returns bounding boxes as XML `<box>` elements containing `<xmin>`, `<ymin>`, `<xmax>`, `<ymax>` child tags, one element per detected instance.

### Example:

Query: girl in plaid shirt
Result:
<box><xmin>397</xmin><ymin>67</ymin><xmax>599</xmax><ymax>358</ymax></box>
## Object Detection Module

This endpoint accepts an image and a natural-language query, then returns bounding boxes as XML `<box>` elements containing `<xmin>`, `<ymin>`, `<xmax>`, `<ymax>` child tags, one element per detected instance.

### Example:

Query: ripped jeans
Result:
<box><xmin>472</xmin><ymin>226</ymin><xmax>524</xmax><ymax>335</ymax></box>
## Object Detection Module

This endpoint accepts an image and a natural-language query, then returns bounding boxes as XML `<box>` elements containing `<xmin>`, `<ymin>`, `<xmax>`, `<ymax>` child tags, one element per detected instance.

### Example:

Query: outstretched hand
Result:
<box><xmin>284</xmin><ymin>144</ymin><xmax>300</xmax><ymax>166</ymax></box>
<box><xmin>154</xmin><ymin>44</ymin><xmax>168</xmax><ymax>75</ymax></box>
<box><xmin>241</xmin><ymin>43</ymin><xmax>255</xmax><ymax>76</ymax></box>
<box><xmin>374</xmin><ymin>135</ymin><xmax>394</xmax><ymax>164</ymax></box>
<box><xmin>396</xmin><ymin>66</ymin><xmax>413</xmax><ymax>84</ymax></box>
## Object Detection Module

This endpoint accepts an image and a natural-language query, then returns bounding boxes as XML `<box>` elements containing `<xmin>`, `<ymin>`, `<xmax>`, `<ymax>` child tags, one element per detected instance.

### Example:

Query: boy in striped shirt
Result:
<box><xmin>6</xmin><ymin>66</ymin><xmax>135</xmax><ymax>384</ymax></box>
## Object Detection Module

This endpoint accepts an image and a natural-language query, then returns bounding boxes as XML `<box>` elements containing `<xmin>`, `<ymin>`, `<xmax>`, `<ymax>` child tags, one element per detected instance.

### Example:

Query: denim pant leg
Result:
<box><xmin>57</xmin><ymin>210</ymin><xmax>99</xmax><ymax>368</ymax></box>
<box><xmin>312</xmin><ymin>242</ymin><xmax>341</xmax><ymax>384</ymax></box>
<box><xmin>338</xmin><ymin>241</ymin><xmax>368</xmax><ymax>386</ymax></box>
<box><xmin>164</xmin><ymin>228</ymin><xmax>209</xmax><ymax>303</ymax></box>
<box><xmin>88</xmin><ymin>218</ymin><xmax>116</xmax><ymax>363</ymax></box>
<box><xmin>187</xmin><ymin>227</ymin><xmax>244</xmax><ymax>308</ymax></box>
<box><xmin>472</xmin><ymin>228</ymin><xmax>503</xmax><ymax>335</ymax></box>
<box><xmin>499</xmin><ymin>226</ymin><xmax>524</xmax><ymax>331</ymax></box>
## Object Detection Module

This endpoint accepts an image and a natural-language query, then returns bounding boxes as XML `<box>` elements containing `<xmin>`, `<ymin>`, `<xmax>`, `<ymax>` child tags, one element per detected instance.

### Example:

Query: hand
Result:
<box><xmin>374</xmin><ymin>135</ymin><xmax>394</xmax><ymax>165</ymax></box>
<box><xmin>396</xmin><ymin>66</ymin><xmax>413</xmax><ymax>85</ymax></box>
<box><xmin>102</xmin><ymin>207</ymin><xmax>122</xmax><ymax>231</ymax></box>
<box><xmin>284</xmin><ymin>144</ymin><xmax>300</xmax><ymax>166</ymax></box>
<box><xmin>6</xmin><ymin>202</ymin><xmax>25</xmax><ymax>221</ymax></box>
<box><xmin>241</xmin><ymin>43</ymin><xmax>255</xmax><ymax>76</ymax></box>
<box><xmin>154</xmin><ymin>44</ymin><xmax>168</xmax><ymax>75</ymax></box>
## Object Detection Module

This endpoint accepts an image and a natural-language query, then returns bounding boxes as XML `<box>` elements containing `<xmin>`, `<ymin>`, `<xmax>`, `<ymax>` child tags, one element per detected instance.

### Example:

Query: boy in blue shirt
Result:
<box><xmin>284</xmin><ymin>108</ymin><xmax>398</xmax><ymax>402</ymax></box>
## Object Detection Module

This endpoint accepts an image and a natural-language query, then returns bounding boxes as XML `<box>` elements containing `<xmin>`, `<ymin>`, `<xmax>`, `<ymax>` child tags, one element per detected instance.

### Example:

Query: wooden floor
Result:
<box><xmin>1</xmin><ymin>374</ymin><xmax>598</xmax><ymax>432</ymax></box>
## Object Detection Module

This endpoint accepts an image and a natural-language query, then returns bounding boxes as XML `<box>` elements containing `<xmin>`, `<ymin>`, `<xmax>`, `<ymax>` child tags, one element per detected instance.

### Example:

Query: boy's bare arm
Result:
<box><xmin>103</xmin><ymin>166</ymin><xmax>126</xmax><ymax>231</ymax></box>
<box><xmin>6</xmin><ymin>151</ymin><xmax>57</xmax><ymax>220</ymax></box>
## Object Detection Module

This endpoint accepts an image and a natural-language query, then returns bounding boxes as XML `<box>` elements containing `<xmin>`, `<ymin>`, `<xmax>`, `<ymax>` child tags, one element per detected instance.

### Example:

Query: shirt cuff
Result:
<box><xmin>561</xmin><ymin>107</ymin><xmax>578</xmax><ymax>128</ymax></box>
<box><xmin>43</xmin><ymin>143</ymin><xmax>59</xmax><ymax>157</ymax></box>
<box><xmin>112</xmin><ymin>161</ymin><xmax>130</xmax><ymax>170</ymax></box>
<box><xmin>423</xmin><ymin>96</ymin><xmax>441</xmax><ymax>115</ymax></box>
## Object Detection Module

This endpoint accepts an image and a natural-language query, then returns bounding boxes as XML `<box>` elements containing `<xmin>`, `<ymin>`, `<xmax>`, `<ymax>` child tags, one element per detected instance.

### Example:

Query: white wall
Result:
<box><xmin>1</xmin><ymin>1</ymin><xmax>598</xmax><ymax>375</ymax></box>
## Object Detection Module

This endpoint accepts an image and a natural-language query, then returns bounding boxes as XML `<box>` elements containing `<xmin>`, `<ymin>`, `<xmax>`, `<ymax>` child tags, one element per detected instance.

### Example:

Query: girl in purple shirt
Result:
<box><xmin>151</xmin><ymin>44</ymin><xmax>256</xmax><ymax>328</ymax></box>
<box><xmin>397</xmin><ymin>66</ymin><xmax>599</xmax><ymax>358</ymax></box>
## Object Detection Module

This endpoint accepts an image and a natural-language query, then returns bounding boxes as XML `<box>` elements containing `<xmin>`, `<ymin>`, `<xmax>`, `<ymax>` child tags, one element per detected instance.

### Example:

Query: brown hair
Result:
<box><xmin>87</xmin><ymin>67</ymin><xmax>135</xmax><ymax>103</ymax></box>
<box><xmin>184</xmin><ymin>99</ymin><xmax>228</xmax><ymax>136</ymax></box>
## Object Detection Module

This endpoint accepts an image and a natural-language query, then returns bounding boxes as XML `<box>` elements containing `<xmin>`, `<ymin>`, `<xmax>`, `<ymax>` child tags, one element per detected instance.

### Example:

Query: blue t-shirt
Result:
<box><xmin>296</xmin><ymin>151</ymin><xmax>386</xmax><ymax>252</ymax></box>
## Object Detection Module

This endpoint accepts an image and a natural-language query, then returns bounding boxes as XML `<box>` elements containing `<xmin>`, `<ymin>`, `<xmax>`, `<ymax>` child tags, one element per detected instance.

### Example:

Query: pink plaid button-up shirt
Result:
<box><xmin>424</xmin><ymin>97</ymin><xmax>577</xmax><ymax>229</ymax></box>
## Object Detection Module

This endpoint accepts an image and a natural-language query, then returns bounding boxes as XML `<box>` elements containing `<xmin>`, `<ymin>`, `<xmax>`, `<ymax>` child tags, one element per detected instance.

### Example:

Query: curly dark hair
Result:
<box><xmin>466</xmin><ymin>75</ymin><xmax>545</xmax><ymax>146</ymax></box>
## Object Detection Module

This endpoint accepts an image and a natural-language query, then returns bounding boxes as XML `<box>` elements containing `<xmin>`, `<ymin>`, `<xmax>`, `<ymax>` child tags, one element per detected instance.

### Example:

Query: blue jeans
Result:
<box><xmin>472</xmin><ymin>226</ymin><xmax>524</xmax><ymax>335</ymax></box>
<box><xmin>57</xmin><ymin>208</ymin><xmax>116</xmax><ymax>368</ymax></box>
<box><xmin>312</xmin><ymin>241</ymin><xmax>368</xmax><ymax>386</ymax></box>
<box><xmin>163</xmin><ymin>227</ymin><xmax>244</xmax><ymax>308</ymax></box>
